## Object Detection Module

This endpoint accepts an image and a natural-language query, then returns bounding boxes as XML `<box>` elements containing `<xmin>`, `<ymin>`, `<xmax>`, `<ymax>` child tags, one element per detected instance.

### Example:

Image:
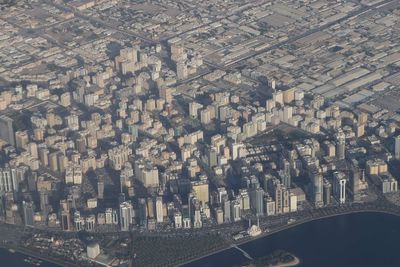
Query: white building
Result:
<box><xmin>87</xmin><ymin>242</ymin><xmax>100</xmax><ymax>259</ymax></box>
<box><xmin>156</xmin><ymin>196</ymin><xmax>163</xmax><ymax>223</ymax></box>
<box><xmin>333</xmin><ymin>172</ymin><xmax>347</xmax><ymax>204</ymax></box>
<box><xmin>395</xmin><ymin>135</ymin><xmax>400</xmax><ymax>160</ymax></box>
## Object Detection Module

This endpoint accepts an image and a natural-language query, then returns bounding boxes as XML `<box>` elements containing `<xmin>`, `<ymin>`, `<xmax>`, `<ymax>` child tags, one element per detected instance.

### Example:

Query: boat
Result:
<box><xmin>8</xmin><ymin>248</ymin><xmax>15</xmax><ymax>253</ymax></box>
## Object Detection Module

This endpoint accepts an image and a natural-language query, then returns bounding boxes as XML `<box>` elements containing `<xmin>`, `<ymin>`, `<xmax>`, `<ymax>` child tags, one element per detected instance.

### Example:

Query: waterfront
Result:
<box><xmin>184</xmin><ymin>212</ymin><xmax>400</xmax><ymax>267</ymax></box>
<box><xmin>0</xmin><ymin>248</ymin><xmax>61</xmax><ymax>267</ymax></box>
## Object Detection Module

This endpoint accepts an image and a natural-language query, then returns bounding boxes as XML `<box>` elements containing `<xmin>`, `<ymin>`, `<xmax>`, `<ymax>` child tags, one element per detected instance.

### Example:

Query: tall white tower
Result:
<box><xmin>395</xmin><ymin>135</ymin><xmax>400</xmax><ymax>160</ymax></box>
<box><xmin>336</xmin><ymin>129</ymin><xmax>346</xmax><ymax>160</ymax></box>
<box><xmin>156</xmin><ymin>196</ymin><xmax>163</xmax><ymax>223</ymax></box>
<box><xmin>333</xmin><ymin>172</ymin><xmax>347</xmax><ymax>204</ymax></box>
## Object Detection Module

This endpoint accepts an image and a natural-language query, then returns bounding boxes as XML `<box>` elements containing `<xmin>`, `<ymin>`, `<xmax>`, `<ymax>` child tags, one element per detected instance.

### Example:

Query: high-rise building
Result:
<box><xmin>39</xmin><ymin>191</ymin><xmax>49</xmax><ymax>217</ymax></box>
<box><xmin>0</xmin><ymin>195</ymin><xmax>5</xmax><ymax>220</ymax></box>
<box><xmin>208</xmin><ymin>147</ymin><xmax>218</xmax><ymax>168</ymax></box>
<box><xmin>33</xmin><ymin>128</ymin><xmax>44</xmax><ymax>142</ymax></box>
<box><xmin>189</xmin><ymin>102</ymin><xmax>202</xmax><ymax>118</ymax></box>
<box><xmin>265</xmin><ymin>197</ymin><xmax>275</xmax><ymax>216</ymax></box>
<box><xmin>155</xmin><ymin>197</ymin><xmax>163</xmax><ymax>223</ymax></box>
<box><xmin>73</xmin><ymin>212</ymin><xmax>85</xmax><ymax>231</ymax></box>
<box><xmin>200</xmin><ymin>109</ymin><xmax>211</xmax><ymax>124</ymax></box>
<box><xmin>138</xmin><ymin>198</ymin><xmax>147</xmax><ymax>228</ymax></box>
<box><xmin>336</xmin><ymin>129</ymin><xmax>346</xmax><ymax>160</ymax></box>
<box><xmin>174</xmin><ymin>211</ymin><xmax>182</xmax><ymax>229</ymax></box>
<box><xmin>240</xmin><ymin>189</ymin><xmax>250</xmax><ymax>211</ymax></box>
<box><xmin>274</xmin><ymin>183</ymin><xmax>284</xmax><ymax>214</ymax></box>
<box><xmin>147</xmin><ymin>197</ymin><xmax>154</xmax><ymax>219</ymax></box>
<box><xmin>193</xmin><ymin>205</ymin><xmax>202</xmax><ymax>228</ymax></box>
<box><xmin>61</xmin><ymin>210</ymin><xmax>71</xmax><ymax>231</ymax></box>
<box><xmin>108</xmin><ymin>145</ymin><xmax>132</xmax><ymax>171</ymax></box>
<box><xmin>279</xmin><ymin>170</ymin><xmax>291</xmax><ymax>189</ymax></box>
<box><xmin>85</xmin><ymin>215</ymin><xmax>96</xmax><ymax>231</ymax></box>
<box><xmin>176</xmin><ymin>63</ymin><xmax>188</xmax><ymax>80</ymax></box>
<box><xmin>231</xmin><ymin>199</ymin><xmax>241</xmax><ymax>222</ymax></box>
<box><xmin>191</xmin><ymin>180</ymin><xmax>209</xmax><ymax>207</ymax></box>
<box><xmin>97</xmin><ymin>176</ymin><xmax>104</xmax><ymax>199</ymax></box>
<box><xmin>49</xmin><ymin>152</ymin><xmax>59</xmax><ymax>172</ymax></box>
<box><xmin>39</xmin><ymin>148</ymin><xmax>49</xmax><ymax>167</ymax></box>
<box><xmin>217</xmin><ymin>187</ymin><xmax>228</xmax><ymax>204</ymax></box>
<box><xmin>159</xmin><ymin>86</ymin><xmax>174</xmax><ymax>103</ymax></box>
<box><xmin>333</xmin><ymin>172</ymin><xmax>347</xmax><ymax>204</ymax></box>
<box><xmin>0</xmin><ymin>166</ymin><xmax>18</xmax><ymax>193</ymax></box>
<box><xmin>119</xmin><ymin>201</ymin><xmax>133</xmax><ymax>231</ymax></box>
<box><xmin>283</xmin><ymin>188</ymin><xmax>290</xmax><ymax>213</ymax></box>
<box><xmin>22</xmin><ymin>201</ymin><xmax>34</xmax><ymax>227</ymax></box>
<box><xmin>312</xmin><ymin>173</ymin><xmax>324</xmax><ymax>207</ymax></box>
<box><xmin>395</xmin><ymin>135</ymin><xmax>400</xmax><ymax>160</ymax></box>
<box><xmin>222</xmin><ymin>196</ymin><xmax>231</xmax><ymax>223</ymax></box>
<box><xmin>0</xmin><ymin>115</ymin><xmax>15</xmax><ymax>146</ymax></box>
<box><xmin>289</xmin><ymin>193</ymin><xmax>297</xmax><ymax>212</ymax></box>
<box><xmin>57</xmin><ymin>153</ymin><xmax>67</xmax><ymax>173</ymax></box>
<box><xmin>28</xmin><ymin>142</ymin><xmax>38</xmax><ymax>159</ymax></box>
<box><xmin>351</xmin><ymin>164</ymin><xmax>361</xmax><ymax>202</ymax></box>
<box><xmin>254</xmin><ymin>188</ymin><xmax>264</xmax><ymax>216</ymax></box>
<box><xmin>15</xmin><ymin>131</ymin><xmax>29</xmax><ymax>151</ymax></box>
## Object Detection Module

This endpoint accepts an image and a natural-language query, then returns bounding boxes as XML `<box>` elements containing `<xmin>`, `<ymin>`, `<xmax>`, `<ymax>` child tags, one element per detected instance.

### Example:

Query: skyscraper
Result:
<box><xmin>39</xmin><ymin>191</ymin><xmax>49</xmax><ymax>217</ymax></box>
<box><xmin>254</xmin><ymin>188</ymin><xmax>264</xmax><ymax>216</ymax></box>
<box><xmin>231</xmin><ymin>199</ymin><xmax>241</xmax><ymax>222</ymax></box>
<box><xmin>208</xmin><ymin>147</ymin><xmax>218</xmax><ymax>168</ymax></box>
<box><xmin>333</xmin><ymin>172</ymin><xmax>347</xmax><ymax>204</ymax></box>
<box><xmin>0</xmin><ymin>115</ymin><xmax>15</xmax><ymax>146</ymax></box>
<box><xmin>147</xmin><ymin>197</ymin><xmax>154</xmax><ymax>219</ymax></box>
<box><xmin>313</xmin><ymin>174</ymin><xmax>324</xmax><ymax>207</ymax></box>
<box><xmin>336</xmin><ymin>129</ymin><xmax>346</xmax><ymax>160</ymax></box>
<box><xmin>274</xmin><ymin>183</ymin><xmax>283</xmax><ymax>214</ymax></box>
<box><xmin>155</xmin><ymin>197</ymin><xmax>163</xmax><ymax>223</ymax></box>
<box><xmin>395</xmin><ymin>135</ymin><xmax>400</xmax><ymax>160</ymax></box>
<box><xmin>323</xmin><ymin>179</ymin><xmax>332</xmax><ymax>205</ymax></box>
<box><xmin>97</xmin><ymin>176</ymin><xmax>104</xmax><ymax>200</ymax></box>
<box><xmin>351</xmin><ymin>163</ymin><xmax>361</xmax><ymax>202</ymax></box>
<box><xmin>222</xmin><ymin>196</ymin><xmax>231</xmax><ymax>223</ymax></box>
<box><xmin>15</xmin><ymin>131</ymin><xmax>29</xmax><ymax>151</ymax></box>
<box><xmin>138</xmin><ymin>198</ymin><xmax>148</xmax><ymax>228</ymax></box>
<box><xmin>0</xmin><ymin>195</ymin><xmax>5</xmax><ymax>220</ymax></box>
<box><xmin>61</xmin><ymin>210</ymin><xmax>71</xmax><ymax>231</ymax></box>
<box><xmin>119</xmin><ymin>201</ymin><xmax>133</xmax><ymax>231</ymax></box>
<box><xmin>22</xmin><ymin>201</ymin><xmax>34</xmax><ymax>227</ymax></box>
<box><xmin>191</xmin><ymin>180</ymin><xmax>209</xmax><ymax>207</ymax></box>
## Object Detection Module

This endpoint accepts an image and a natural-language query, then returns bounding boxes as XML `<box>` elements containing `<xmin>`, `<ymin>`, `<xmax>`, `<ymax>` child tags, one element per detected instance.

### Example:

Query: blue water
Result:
<box><xmin>184</xmin><ymin>212</ymin><xmax>400</xmax><ymax>267</ymax></box>
<box><xmin>0</xmin><ymin>248</ymin><xmax>61</xmax><ymax>267</ymax></box>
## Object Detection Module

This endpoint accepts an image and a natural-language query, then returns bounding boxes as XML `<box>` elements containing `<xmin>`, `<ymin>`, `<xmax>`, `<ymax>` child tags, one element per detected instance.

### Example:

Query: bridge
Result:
<box><xmin>231</xmin><ymin>244</ymin><xmax>253</xmax><ymax>260</ymax></box>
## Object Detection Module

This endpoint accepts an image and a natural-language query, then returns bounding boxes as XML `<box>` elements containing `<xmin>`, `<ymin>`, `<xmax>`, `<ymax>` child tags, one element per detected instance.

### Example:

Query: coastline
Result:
<box><xmin>2</xmin><ymin>208</ymin><xmax>400</xmax><ymax>267</ymax></box>
<box><xmin>178</xmin><ymin>208</ymin><xmax>400</xmax><ymax>266</ymax></box>
<box><xmin>270</xmin><ymin>255</ymin><xmax>300</xmax><ymax>267</ymax></box>
<box><xmin>0</xmin><ymin>244</ymin><xmax>73</xmax><ymax>267</ymax></box>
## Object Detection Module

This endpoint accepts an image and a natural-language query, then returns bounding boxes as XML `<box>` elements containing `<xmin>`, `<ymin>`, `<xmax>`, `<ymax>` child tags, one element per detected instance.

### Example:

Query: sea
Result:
<box><xmin>184</xmin><ymin>212</ymin><xmax>400</xmax><ymax>267</ymax></box>
<box><xmin>3</xmin><ymin>212</ymin><xmax>400</xmax><ymax>267</ymax></box>
<box><xmin>0</xmin><ymin>248</ymin><xmax>61</xmax><ymax>267</ymax></box>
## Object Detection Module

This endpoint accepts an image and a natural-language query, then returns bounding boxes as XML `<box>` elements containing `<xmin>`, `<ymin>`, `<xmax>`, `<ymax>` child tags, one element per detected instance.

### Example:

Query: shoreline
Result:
<box><xmin>0</xmin><ymin>244</ymin><xmax>74</xmax><ymax>267</ymax></box>
<box><xmin>177</xmin><ymin>208</ymin><xmax>400</xmax><ymax>266</ymax></box>
<box><xmin>270</xmin><ymin>255</ymin><xmax>300</xmax><ymax>267</ymax></box>
<box><xmin>1</xmin><ymin>208</ymin><xmax>400</xmax><ymax>267</ymax></box>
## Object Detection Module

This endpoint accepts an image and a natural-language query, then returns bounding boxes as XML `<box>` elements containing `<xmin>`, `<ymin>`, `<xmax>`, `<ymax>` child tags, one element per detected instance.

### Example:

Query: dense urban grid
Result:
<box><xmin>0</xmin><ymin>0</ymin><xmax>400</xmax><ymax>266</ymax></box>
